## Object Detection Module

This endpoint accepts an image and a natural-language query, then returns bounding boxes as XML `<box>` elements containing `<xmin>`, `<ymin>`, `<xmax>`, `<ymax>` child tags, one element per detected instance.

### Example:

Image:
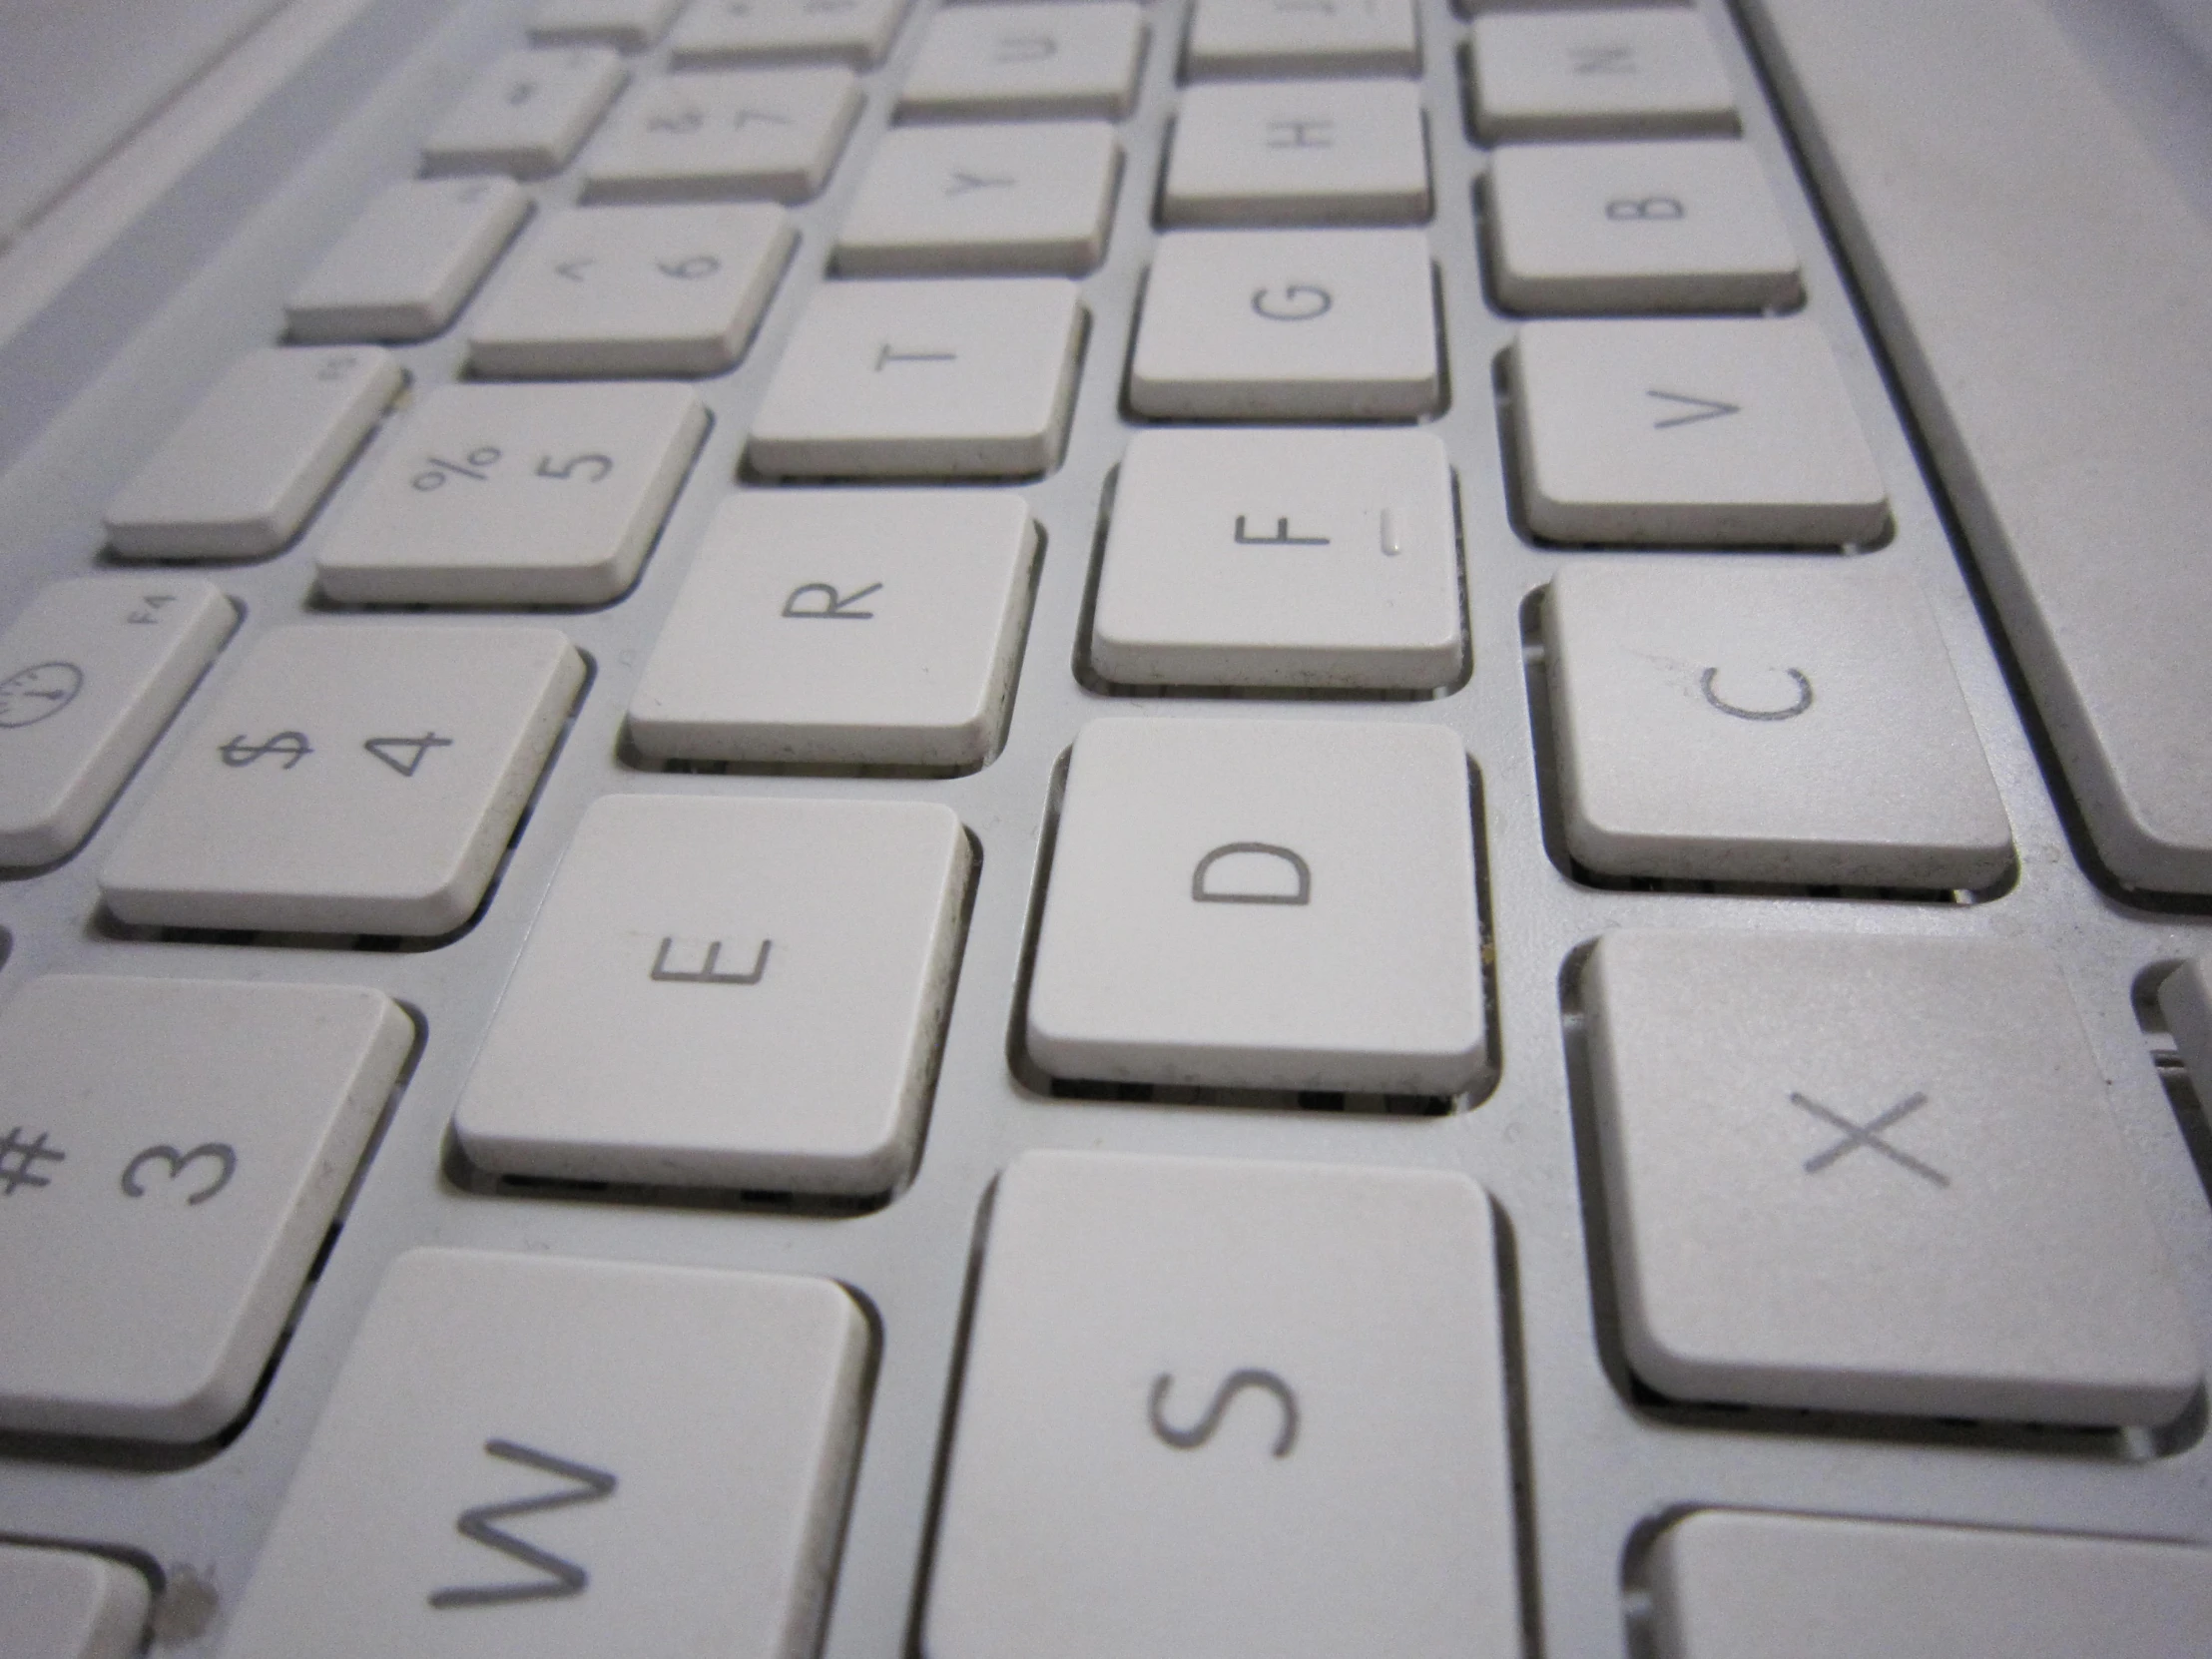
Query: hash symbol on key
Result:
<box><xmin>0</xmin><ymin>1127</ymin><xmax>65</xmax><ymax>1195</ymax></box>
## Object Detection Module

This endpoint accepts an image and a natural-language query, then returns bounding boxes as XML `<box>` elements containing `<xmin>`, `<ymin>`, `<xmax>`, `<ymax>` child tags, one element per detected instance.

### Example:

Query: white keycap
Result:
<box><xmin>420</xmin><ymin>46</ymin><xmax>627</xmax><ymax>179</ymax></box>
<box><xmin>1027</xmin><ymin>718</ymin><xmax>1485</xmax><ymax>1093</ymax></box>
<box><xmin>579</xmin><ymin>67</ymin><xmax>860</xmax><ymax>205</ymax></box>
<box><xmin>1584</xmin><ymin>930</ymin><xmax>2200</xmax><ymax>1424</ymax></box>
<box><xmin>0</xmin><ymin>1544</ymin><xmax>150</xmax><ymax>1659</ymax></box>
<box><xmin>0</xmin><ymin>974</ymin><xmax>410</xmax><ymax>1440</ymax></box>
<box><xmin>1091</xmin><ymin>429</ymin><xmax>1461</xmax><ymax>688</ymax></box>
<box><xmin>529</xmin><ymin>0</ymin><xmax>685</xmax><ymax>51</ymax></box>
<box><xmin>102</xmin><ymin>346</ymin><xmax>402</xmax><ymax>559</ymax></box>
<box><xmin>1510</xmin><ymin>317</ymin><xmax>1888</xmax><ymax>544</ymax></box>
<box><xmin>927</xmin><ymin>1150</ymin><xmax>1521</xmax><ymax>1659</ymax></box>
<box><xmin>1484</xmin><ymin>140</ymin><xmax>1800</xmax><ymax>312</ymax></box>
<box><xmin>628</xmin><ymin>490</ymin><xmax>1036</xmax><ymax>766</ymax></box>
<box><xmin>1647</xmin><ymin>1510</ymin><xmax>2212</xmax><ymax>1659</ymax></box>
<box><xmin>1162</xmin><ymin>79</ymin><xmax>1429</xmax><ymax>227</ymax></box>
<box><xmin>467</xmin><ymin>202</ymin><xmax>793</xmax><ymax>376</ymax></box>
<box><xmin>0</xmin><ymin>578</ymin><xmax>233</xmax><ymax>866</ymax></box>
<box><xmin>220</xmin><ymin>1249</ymin><xmax>867</xmax><ymax>1659</ymax></box>
<box><xmin>2157</xmin><ymin>954</ymin><xmax>2212</xmax><ymax>1094</ymax></box>
<box><xmin>1184</xmin><ymin>0</ymin><xmax>1420</xmax><ymax>81</ymax></box>
<box><xmin>285</xmin><ymin>178</ymin><xmax>530</xmax><ymax>342</ymax></box>
<box><xmin>1469</xmin><ymin>9</ymin><xmax>1736</xmax><ymax>142</ymax></box>
<box><xmin>101</xmin><ymin>625</ymin><xmax>582</xmax><ymax>935</ymax></box>
<box><xmin>669</xmin><ymin>0</ymin><xmax>909</xmax><ymax>68</ymax></box>
<box><xmin>316</xmin><ymin>382</ymin><xmax>707</xmax><ymax>605</ymax></box>
<box><xmin>1129</xmin><ymin>228</ymin><xmax>1438</xmax><ymax>418</ymax></box>
<box><xmin>1544</xmin><ymin>562</ymin><xmax>2011</xmax><ymax>887</ymax></box>
<box><xmin>748</xmin><ymin>277</ymin><xmax>1083</xmax><ymax>477</ymax></box>
<box><xmin>834</xmin><ymin>121</ymin><xmax>1120</xmax><ymax>276</ymax></box>
<box><xmin>898</xmin><ymin>2</ymin><xmax>1147</xmax><ymax>122</ymax></box>
<box><xmin>455</xmin><ymin>795</ymin><xmax>968</xmax><ymax>1194</ymax></box>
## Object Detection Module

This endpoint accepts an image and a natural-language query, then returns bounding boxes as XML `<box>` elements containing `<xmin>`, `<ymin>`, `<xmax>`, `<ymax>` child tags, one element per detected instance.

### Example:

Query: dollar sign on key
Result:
<box><xmin>219</xmin><ymin>732</ymin><xmax>313</xmax><ymax>769</ymax></box>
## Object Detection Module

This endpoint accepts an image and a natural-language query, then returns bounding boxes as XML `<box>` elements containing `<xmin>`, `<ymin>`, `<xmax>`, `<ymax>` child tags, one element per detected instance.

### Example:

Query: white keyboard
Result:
<box><xmin>3</xmin><ymin>0</ymin><xmax>2211</xmax><ymax>1653</ymax></box>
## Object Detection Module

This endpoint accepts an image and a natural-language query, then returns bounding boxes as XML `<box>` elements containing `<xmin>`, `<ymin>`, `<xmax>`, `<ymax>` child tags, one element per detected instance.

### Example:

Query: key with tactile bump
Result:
<box><xmin>100</xmin><ymin>624</ymin><xmax>582</xmax><ymax>935</ymax></box>
<box><xmin>1184</xmin><ymin>0</ymin><xmax>1420</xmax><ymax>80</ymax></box>
<box><xmin>0</xmin><ymin>974</ymin><xmax>411</xmax><ymax>1441</ymax></box>
<box><xmin>219</xmin><ymin>1248</ymin><xmax>869</xmax><ymax>1659</ymax></box>
<box><xmin>1090</xmin><ymin>429</ymin><xmax>1462</xmax><ymax>690</ymax></box>
<box><xmin>927</xmin><ymin>1150</ymin><xmax>1521</xmax><ymax>1659</ymax></box>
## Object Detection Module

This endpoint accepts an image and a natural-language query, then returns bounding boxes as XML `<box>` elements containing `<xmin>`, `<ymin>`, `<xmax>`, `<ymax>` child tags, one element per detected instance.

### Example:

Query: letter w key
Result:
<box><xmin>428</xmin><ymin>1439</ymin><xmax>618</xmax><ymax>1609</ymax></box>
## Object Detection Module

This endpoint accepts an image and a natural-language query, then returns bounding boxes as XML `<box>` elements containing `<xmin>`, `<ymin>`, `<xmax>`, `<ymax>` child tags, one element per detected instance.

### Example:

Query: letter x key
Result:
<box><xmin>1787</xmin><ymin>1089</ymin><xmax>1949</xmax><ymax>1188</ymax></box>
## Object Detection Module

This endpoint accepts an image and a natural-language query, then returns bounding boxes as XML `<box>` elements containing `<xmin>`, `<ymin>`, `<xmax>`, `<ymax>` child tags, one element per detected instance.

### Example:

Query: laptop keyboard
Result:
<box><xmin>2</xmin><ymin>0</ymin><xmax>2210</xmax><ymax>1653</ymax></box>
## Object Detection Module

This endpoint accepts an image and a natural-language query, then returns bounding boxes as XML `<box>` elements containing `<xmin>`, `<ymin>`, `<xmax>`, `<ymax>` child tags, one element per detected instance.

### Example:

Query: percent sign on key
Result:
<box><xmin>413</xmin><ymin>447</ymin><xmax>502</xmax><ymax>491</ymax></box>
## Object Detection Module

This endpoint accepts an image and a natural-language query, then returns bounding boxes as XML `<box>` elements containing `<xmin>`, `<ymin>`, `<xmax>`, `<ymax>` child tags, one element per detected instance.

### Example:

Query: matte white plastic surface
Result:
<box><xmin>834</xmin><ymin>122</ymin><xmax>1120</xmax><ymax>275</ymax></box>
<box><xmin>0</xmin><ymin>576</ymin><xmax>233</xmax><ymax>865</ymax></box>
<box><xmin>1510</xmin><ymin>316</ymin><xmax>1888</xmax><ymax>544</ymax></box>
<box><xmin>1129</xmin><ymin>228</ymin><xmax>1438</xmax><ymax>417</ymax></box>
<box><xmin>314</xmin><ymin>381</ymin><xmax>706</xmax><ymax>604</ymax></box>
<box><xmin>1027</xmin><ymin>717</ymin><xmax>1486</xmax><ymax>1093</ymax></box>
<box><xmin>1485</xmin><ymin>140</ymin><xmax>1800</xmax><ymax>313</ymax></box>
<box><xmin>1585</xmin><ymin>931</ymin><xmax>2201</xmax><ymax>1424</ymax></box>
<box><xmin>580</xmin><ymin>67</ymin><xmax>861</xmax><ymax>204</ymax></box>
<box><xmin>927</xmin><ymin>1150</ymin><xmax>1521</xmax><ymax>1659</ymax></box>
<box><xmin>467</xmin><ymin>202</ymin><xmax>795</xmax><ymax>377</ymax></box>
<box><xmin>101</xmin><ymin>346</ymin><xmax>402</xmax><ymax>558</ymax></box>
<box><xmin>100</xmin><ymin>624</ymin><xmax>583</xmax><ymax>934</ymax></box>
<box><xmin>2158</xmin><ymin>955</ymin><xmax>2212</xmax><ymax>1099</ymax></box>
<box><xmin>1544</xmin><ymin>562</ymin><xmax>2011</xmax><ymax>887</ymax></box>
<box><xmin>455</xmin><ymin>793</ymin><xmax>968</xmax><ymax>1192</ymax></box>
<box><xmin>748</xmin><ymin>277</ymin><xmax>1083</xmax><ymax>476</ymax></box>
<box><xmin>1468</xmin><ymin>9</ymin><xmax>1736</xmax><ymax>141</ymax></box>
<box><xmin>1647</xmin><ymin>1509</ymin><xmax>2212</xmax><ymax>1659</ymax></box>
<box><xmin>529</xmin><ymin>0</ymin><xmax>685</xmax><ymax>52</ymax></box>
<box><xmin>1163</xmin><ymin>79</ymin><xmax>1429</xmax><ymax>227</ymax></box>
<box><xmin>0</xmin><ymin>975</ymin><xmax>410</xmax><ymax>1440</ymax></box>
<box><xmin>1184</xmin><ymin>0</ymin><xmax>1419</xmax><ymax>79</ymax></box>
<box><xmin>0</xmin><ymin>1544</ymin><xmax>150</xmax><ymax>1659</ymax></box>
<box><xmin>1749</xmin><ymin>0</ymin><xmax>2212</xmax><ymax>892</ymax></box>
<box><xmin>628</xmin><ymin>489</ymin><xmax>1035</xmax><ymax>765</ymax></box>
<box><xmin>420</xmin><ymin>45</ymin><xmax>627</xmax><ymax>179</ymax></box>
<box><xmin>219</xmin><ymin>1249</ymin><xmax>868</xmax><ymax>1659</ymax></box>
<box><xmin>899</xmin><ymin>2</ymin><xmax>1147</xmax><ymax>120</ymax></box>
<box><xmin>1091</xmin><ymin>428</ymin><xmax>1462</xmax><ymax>689</ymax></box>
<box><xmin>284</xmin><ymin>177</ymin><xmax>530</xmax><ymax>342</ymax></box>
<box><xmin>668</xmin><ymin>0</ymin><xmax>908</xmax><ymax>67</ymax></box>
